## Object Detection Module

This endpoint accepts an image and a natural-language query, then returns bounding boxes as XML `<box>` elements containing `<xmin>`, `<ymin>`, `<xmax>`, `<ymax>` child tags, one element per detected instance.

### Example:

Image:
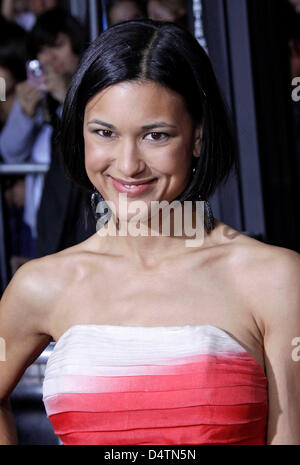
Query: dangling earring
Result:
<box><xmin>196</xmin><ymin>190</ymin><xmax>215</xmax><ymax>233</ymax></box>
<box><xmin>192</xmin><ymin>160</ymin><xmax>215</xmax><ymax>233</ymax></box>
<box><xmin>90</xmin><ymin>187</ymin><xmax>112</xmax><ymax>229</ymax></box>
<box><xmin>204</xmin><ymin>200</ymin><xmax>215</xmax><ymax>232</ymax></box>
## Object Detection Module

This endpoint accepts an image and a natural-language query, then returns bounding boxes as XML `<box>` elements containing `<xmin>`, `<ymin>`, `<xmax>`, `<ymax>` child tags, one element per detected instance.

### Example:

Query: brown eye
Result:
<box><xmin>146</xmin><ymin>132</ymin><xmax>169</xmax><ymax>141</ymax></box>
<box><xmin>97</xmin><ymin>129</ymin><xmax>114</xmax><ymax>137</ymax></box>
<box><xmin>151</xmin><ymin>133</ymin><xmax>162</xmax><ymax>140</ymax></box>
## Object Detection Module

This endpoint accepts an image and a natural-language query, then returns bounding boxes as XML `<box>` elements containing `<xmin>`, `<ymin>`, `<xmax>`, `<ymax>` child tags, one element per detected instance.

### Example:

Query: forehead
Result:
<box><xmin>84</xmin><ymin>80</ymin><xmax>190</xmax><ymax>122</ymax></box>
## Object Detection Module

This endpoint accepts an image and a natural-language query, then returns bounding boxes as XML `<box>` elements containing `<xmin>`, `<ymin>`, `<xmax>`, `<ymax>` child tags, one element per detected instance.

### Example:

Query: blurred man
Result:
<box><xmin>289</xmin><ymin>0</ymin><xmax>300</xmax><ymax>14</ymax></box>
<box><xmin>107</xmin><ymin>0</ymin><xmax>147</xmax><ymax>26</ymax></box>
<box><xmin>147</xmin><ymin>0</ymin><xmax>187</xmax><ymax>27</ymax></box>
<box><xmin>28</xmin><ymin>0</ymin><xmax>58</xmax><ymax>16</ymax></box>
<box><xmin>1</xmin><ymin>0</ymin><xmax>59</xmax><ymax>30</ymax></box>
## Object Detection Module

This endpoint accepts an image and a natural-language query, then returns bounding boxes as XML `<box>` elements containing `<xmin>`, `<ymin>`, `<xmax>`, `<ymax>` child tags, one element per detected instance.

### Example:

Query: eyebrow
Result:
<box><xmin>87</xmin><ymin>119</ymin><xmax>177</xmax><ymax>130</ymax></box>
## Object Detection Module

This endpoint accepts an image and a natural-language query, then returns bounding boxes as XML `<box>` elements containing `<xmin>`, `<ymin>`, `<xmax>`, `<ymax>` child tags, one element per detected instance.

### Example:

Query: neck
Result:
<box><xmin>96</xmin><ymin>200</ymin><xmax>214</xmax><ymax>268</ymax></box>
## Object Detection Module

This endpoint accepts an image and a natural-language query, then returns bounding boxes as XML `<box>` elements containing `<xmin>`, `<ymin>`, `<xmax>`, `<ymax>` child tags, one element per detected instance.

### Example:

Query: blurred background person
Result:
<box><xmin>288</xmin><ymin>0</ymin><xmax>300</xmax><ymax>78</ymax></box>
<box><xmin>0</xmin><ymin>16</ymin><xmax>31</xmax><ymax>273</ymax></box>
<box><xmin>1</xmin><ymin>0</ymin><xmax>36</xmax><ymax>30</ymax></box>
<box><xmin>289</xmin><ymin>0</ymin><xmax>300</xmax><ymax>13</ymax></box>
<box><xmin>106</xmin><ymin>0</ymin><xmax>147</xmax><ymax>26</ymax></box>
<box><xmin>0</xmin><ymin>7</ymin><xmax>93</xmax><ymax>267</ymax></box>
<box><xmin>0</xmin><ymin>16</ymin><xmax>26</xmax><ymax>123</ymax></box>
<box><xmin>147</xmin><ymin>0</ymin><xmax>187</xmax><ymax>27</ymax></box>
<box><xmin>27</xmin><ymin>0</ymin><xmax>58</xmax><ymax>16</ymax></box>
<box><xmin>1</xmin><ymin>0</ymin><xmax>60</xmax><ymax>31</ymax></box>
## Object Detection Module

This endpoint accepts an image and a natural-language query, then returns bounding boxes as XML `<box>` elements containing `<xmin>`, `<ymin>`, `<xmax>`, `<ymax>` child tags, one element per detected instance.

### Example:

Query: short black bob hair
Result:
<box><xmin>61</xmin><ymin>18</ymin><xmax>238</xmax><ymax>202</ymax></box>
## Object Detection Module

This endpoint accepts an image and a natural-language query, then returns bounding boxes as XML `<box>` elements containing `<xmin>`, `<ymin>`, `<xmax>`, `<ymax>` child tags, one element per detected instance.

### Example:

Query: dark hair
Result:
<box><xmin>27</xmin><ymin>7</ymin><xmax>87</xmax><ymax>58</ymax></box>
<box><xmin>0</xmin><ymin>38</ymin><xmax>27</xmax><ymax>82</ymax></box>
<box><xmin>61</xmin><ymin>19</ymin><xmax>238</xmax><ymax>201</ymax></box>
<box><xmin>0</xmin><ymin>16</ymin><xmax>27</xmax><ymax>82</ymax></box>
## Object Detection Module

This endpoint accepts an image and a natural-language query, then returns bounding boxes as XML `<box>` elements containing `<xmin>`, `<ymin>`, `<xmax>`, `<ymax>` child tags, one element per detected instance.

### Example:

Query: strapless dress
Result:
<box><xmin>42</xmin><ymin>324</ymin><xmax>268</xmax><ymax>445</ymax></box>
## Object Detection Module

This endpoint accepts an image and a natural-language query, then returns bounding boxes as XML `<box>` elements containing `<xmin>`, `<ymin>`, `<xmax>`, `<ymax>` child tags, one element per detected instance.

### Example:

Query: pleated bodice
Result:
<box><xmin>42</xmin><ymin>324</ymin><xmax>268</xmax><ymax>445</ymax></box>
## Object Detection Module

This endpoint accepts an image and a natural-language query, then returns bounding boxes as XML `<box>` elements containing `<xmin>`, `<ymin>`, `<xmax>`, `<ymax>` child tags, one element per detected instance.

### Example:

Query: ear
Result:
<box><xmin>192</xmin><ymin>123</ymin><xmax>203</xmax><ymax>158</ymax></box>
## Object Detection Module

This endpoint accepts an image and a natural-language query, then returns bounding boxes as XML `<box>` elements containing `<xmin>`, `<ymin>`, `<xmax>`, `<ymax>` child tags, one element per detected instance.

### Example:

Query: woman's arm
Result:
<box><xmin>252</xmin><ymin>248</ymin><xmax>300</xmax><ymax>444</ymax></box>
<box><xmin>0</xmin><ymin>398</ymin><xmax>18</xmax><ymax>445</ymax></box>
<box><xmin>0</xmin><ymin>259</ymin><xmax>53</xmax><ymax>445</ymax></box>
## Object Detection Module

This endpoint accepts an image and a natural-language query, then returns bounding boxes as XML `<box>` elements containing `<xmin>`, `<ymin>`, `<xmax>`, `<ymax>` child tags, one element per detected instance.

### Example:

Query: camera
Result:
<box><xmin>26</xmin><ymin>60</ymin><xmax>45</xmax><ymax>88</ymax></box>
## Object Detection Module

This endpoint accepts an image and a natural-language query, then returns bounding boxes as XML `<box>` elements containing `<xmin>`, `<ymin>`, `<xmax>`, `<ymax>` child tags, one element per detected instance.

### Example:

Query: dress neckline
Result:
<box><xmin>50</xmin><ymin>323</ymin><xmax>266</xmax><ymax>377</ymax></box>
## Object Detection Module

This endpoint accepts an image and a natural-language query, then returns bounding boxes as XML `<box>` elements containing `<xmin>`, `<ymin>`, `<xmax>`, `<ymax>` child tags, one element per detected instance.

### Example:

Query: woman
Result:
<box><xmin>0</xmin><ymin>19</ymin><xmax>299</xmax><ymax>446</ymax></box>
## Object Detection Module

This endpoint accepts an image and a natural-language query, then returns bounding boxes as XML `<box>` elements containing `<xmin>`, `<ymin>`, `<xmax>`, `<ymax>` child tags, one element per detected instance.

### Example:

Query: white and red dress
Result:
<box><xmin>43</xmin><ymin>324</ymin><xmax>268</xmax><ymax>445</ymax></box>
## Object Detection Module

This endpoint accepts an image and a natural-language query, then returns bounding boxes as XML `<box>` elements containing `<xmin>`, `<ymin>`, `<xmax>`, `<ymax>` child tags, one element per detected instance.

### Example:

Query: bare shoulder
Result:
<box><xmin>0</xmin><ymin>243</ymin><xmax>94</xmax><ymax>404</ymax></box>
<box><xmin>220</xmin><ymin>227</ymin><xmax>300</xmax><ymax>336</ymax></box>
<box><xmin>1</xmin><ymin>241</ymin><xmax>92</xmax><ymax>335</ymax></box>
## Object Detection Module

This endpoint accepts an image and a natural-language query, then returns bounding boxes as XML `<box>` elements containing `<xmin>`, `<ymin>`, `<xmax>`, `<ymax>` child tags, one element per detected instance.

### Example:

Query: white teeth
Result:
<box><xmin>124</xmin><ymin>184</ymin><xmax>137</xmax><ymax>188</ymax></box>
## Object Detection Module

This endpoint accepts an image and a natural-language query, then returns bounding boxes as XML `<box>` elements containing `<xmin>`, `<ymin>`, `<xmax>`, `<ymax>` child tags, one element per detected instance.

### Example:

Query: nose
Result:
<box><xmin>115</xmin><ymin>138</ymin><xmax>146</xmax><ymax>178</ymax></box>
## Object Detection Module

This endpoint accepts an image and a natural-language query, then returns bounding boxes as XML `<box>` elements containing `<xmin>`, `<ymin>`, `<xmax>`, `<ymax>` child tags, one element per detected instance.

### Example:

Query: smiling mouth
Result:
<box><xmin>110</xmin><ymin>176</ymin><xmax>157</xmax><ymax>186</ymax></box>
<box><xmin>110</xmin><ymin>176</ymin><xmax>157</xmax><ymax>195</ymax></box>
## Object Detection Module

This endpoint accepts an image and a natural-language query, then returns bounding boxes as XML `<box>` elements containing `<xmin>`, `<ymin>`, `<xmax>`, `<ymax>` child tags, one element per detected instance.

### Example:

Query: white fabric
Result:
<box><xmin>44</xmin><ymin>324</ymin><xmax>248</xmax><ymax>377</ymax></box>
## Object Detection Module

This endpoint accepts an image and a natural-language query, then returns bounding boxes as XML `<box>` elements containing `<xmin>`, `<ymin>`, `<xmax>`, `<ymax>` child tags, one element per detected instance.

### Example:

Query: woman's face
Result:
<box><xmin>83</xmin><ymin>80</ymin><xmax>201</xmax><ymax>223</ymax></box>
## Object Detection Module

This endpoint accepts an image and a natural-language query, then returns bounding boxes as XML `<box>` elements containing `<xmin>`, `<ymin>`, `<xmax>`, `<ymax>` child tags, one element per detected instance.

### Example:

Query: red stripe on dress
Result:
<box><xmin>44</xmin><ymin>384</ymin><xmax>267</xmax><ymax>416</ymax></box>
<box><xmin>57</xmin><ymin>418</ymin><xmax>267</xmax><ymax>445</ymax></box>
<box><xmin>49</xmin><ymin>403</ymin><xmax>268</xmax><ymax>433</ymax></box>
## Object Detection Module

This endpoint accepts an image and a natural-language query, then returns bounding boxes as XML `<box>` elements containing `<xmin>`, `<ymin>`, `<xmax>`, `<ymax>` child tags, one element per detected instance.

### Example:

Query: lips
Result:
<box><xmin>111</xmin><ymin>176</ymin><xmax>157</xmax><ymax>186</ymax></box>
<box><xmin>110</xmin><ymin>176</ymin><xmax>157</xmax><ymax>196</ymax></box>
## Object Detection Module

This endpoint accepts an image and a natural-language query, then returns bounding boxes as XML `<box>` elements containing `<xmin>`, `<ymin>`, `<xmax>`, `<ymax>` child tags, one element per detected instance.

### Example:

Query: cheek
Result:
<box><xmin>158</xmin><ymin>143</ymin><xmax>191</xmax><ymax>177</ymax></box>
<box><xmin>84</xmin><ymin>135</ymin><xmax>108</xmax><ymax>174</ymax></box>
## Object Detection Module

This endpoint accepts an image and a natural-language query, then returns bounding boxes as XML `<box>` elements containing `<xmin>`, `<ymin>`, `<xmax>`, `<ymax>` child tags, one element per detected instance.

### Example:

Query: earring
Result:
<box><xmin>196</xmin><ymin>191</ymin><xmax>215</xmax><ymax>233</ymax></box>
<box><xmin>90</xmin><ymin>187</ymin><xmax>112</xmax><ymax>228</ymax></box>
<box><xmin>204</xmin><ymin>199</ymin><xmax>215</xmax><ymax>232</ymax></box>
